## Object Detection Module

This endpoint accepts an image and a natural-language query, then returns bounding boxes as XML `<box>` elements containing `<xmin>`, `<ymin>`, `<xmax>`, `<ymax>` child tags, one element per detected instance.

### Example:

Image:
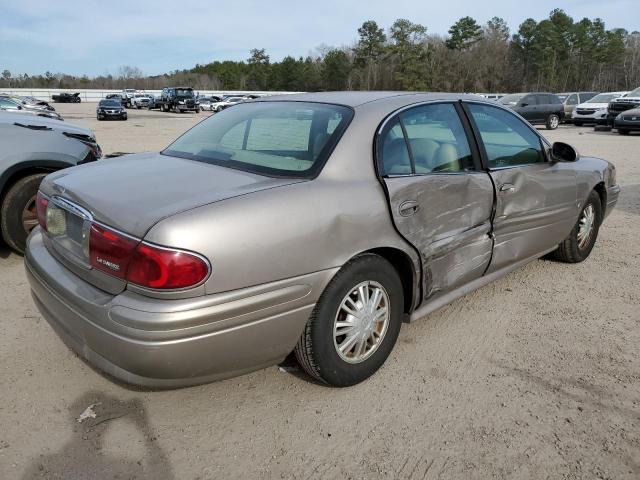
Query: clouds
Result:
<box><xmin>0</xmin><ymin>0</ymin><xmax>635</xmax><ymax>76</ymax></box>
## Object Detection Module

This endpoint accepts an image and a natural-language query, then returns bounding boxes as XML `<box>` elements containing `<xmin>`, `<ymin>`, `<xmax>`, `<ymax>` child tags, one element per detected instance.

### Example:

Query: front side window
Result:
<box><xmin>566</xmin><ymin>94</ymin><xmax>578</xmax><ymax>105</ymax></box>
<box><xmin>164</xmin><ymin>102</ymin><xmax>353</xmax><ymax>178</ymax></box>
<box><xmin>378</xmin><ymin>103</ymin><xmax>474</xmax><ymax>176</ymax></box>
<box><xmin>468</xmin><ymin>103</ymin><xmax>545</xmax><ymax>168</ymax></box>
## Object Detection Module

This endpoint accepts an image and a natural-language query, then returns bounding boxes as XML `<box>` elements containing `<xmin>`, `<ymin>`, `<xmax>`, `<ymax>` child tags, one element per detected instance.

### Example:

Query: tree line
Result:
<box><xmin>2</xmin><ymin>9</ymin><xmax>640</xmax><ymax>93</ymax></box>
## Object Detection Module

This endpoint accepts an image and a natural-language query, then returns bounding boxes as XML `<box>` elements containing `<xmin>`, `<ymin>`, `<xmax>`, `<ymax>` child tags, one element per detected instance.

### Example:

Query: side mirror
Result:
<box><xmin>551</xmin><ymin>142</ymin><xmax>578</xmax><ymax>162</ymax></box>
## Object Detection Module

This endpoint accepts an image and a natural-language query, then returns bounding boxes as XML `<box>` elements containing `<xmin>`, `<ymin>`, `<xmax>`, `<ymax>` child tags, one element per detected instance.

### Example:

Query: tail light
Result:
<box><xmin>89</xmin><ymin>223</ymin><xmax>138</xmax><ymax>279</ymax></box>
<box><xmin>128</xmin><ymin>243</ymin><xmax>210</xmax><ymax>289</ymax></box>
<box><xmin>89</xmin><ymin>222</ymin><xmax>209</xmax><ymax>289</ymax></box>
<box><xmin>36</xmin><ymin>191</ymin><xmax>49</xmax><ymax>231</ymax></box>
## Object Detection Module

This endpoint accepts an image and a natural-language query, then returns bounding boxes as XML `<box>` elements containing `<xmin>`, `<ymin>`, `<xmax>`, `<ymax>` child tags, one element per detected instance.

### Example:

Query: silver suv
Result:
<box><xmin>0</xmin><ymin>111</ymin><xmax>101</xmax><ymax>252</ymax></box>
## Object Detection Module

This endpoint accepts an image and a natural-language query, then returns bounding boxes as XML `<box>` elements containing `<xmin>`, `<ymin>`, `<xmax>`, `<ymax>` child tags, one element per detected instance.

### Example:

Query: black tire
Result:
<box><xmin>546</xmin><ymin>114</ymin><xmax>560</xmax><ymax>130</ymax></box>
<box><xmin>618</xmin><ymin>129</ymin><xmax>630</xmax><ymax>135</ymax></box>
<box><xmin>1</xmin><ymin>174</ymin><xmax>47</xmax><ymax>253</ymax></box>
<box><xmin>294</xmin><ymin>254</ymin><xmax>404</xmax><ymax>387</ymax></box>
<box><xmin>573</xmin><ymin>121</ymin><xmax>583</xmax><ymax>127</ymax></box>
<box><xmin>550</xmin><ymin>190</ymin><xmax>602</xmax><ymax>263</ymax></box>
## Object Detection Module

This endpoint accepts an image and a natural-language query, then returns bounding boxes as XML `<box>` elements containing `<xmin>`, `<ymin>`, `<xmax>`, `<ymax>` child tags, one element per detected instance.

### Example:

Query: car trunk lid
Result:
<box><xmin>39</xmin><ymin>152</ymin><xmax>303</xmax><ymax>293</ymax></box>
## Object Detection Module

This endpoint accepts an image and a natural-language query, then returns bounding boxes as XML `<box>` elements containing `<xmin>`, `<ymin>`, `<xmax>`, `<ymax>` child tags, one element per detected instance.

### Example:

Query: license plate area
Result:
<box><xmin>48</xmin><ymin>197</ymin><xmax>92</xmax><ymax>266</ymax></box>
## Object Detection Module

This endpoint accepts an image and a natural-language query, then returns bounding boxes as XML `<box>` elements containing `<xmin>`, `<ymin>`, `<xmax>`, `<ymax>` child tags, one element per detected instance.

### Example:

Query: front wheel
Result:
<box><xmin>294</xmin><ymin>254</ymin><xmax>404</xmax><ymax>387</ymax></box>
<box><xmin>1</xmin><ymin>174</ymin><xmax>47</xmax><ymax>253</ymax></box>
<box><xmin>546</xmin><ymin>114</ymin><xmax>560</xmax><ymax>130</ymax></box>
<box><xmin>550</xmin><ymin>190</ymin><xmax>602</xmax><ymax>263</ymax></box>
<box><xmin>573</xmin><ymin>121</ymin><xmax>583</xmax><ymax>127</ymax></box>
<box><xmin>618</xmin><ymin>129</ymin><xmax>630</xmax><ymax>135</ymax></box>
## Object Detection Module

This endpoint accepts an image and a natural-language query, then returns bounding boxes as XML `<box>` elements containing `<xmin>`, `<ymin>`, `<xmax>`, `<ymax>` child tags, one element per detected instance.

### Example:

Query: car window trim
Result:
<box><xmin>374</xmin><ymin>100</ymin><xmax>482</xmax><ymax>178</ymax></box>
<box><xmin>460</xmin><ymin>100</ymin><xmax>551</xmax><ymax>171</ymax></box>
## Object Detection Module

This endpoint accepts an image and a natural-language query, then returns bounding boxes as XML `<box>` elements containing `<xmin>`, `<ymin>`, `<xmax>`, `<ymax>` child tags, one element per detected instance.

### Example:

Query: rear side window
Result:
<box><xmin>468</xmin><ymin>103</ymin><xmax>545</xmax><ymax>168</ymax></box>
<box><xmin>378</xmin><ymin>103</ymin><xmax>474</xmax><ymax>176</ymax></box>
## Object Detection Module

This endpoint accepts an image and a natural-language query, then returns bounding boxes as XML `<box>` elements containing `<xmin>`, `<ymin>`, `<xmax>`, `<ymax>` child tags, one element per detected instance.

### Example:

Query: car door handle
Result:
<box><xmin>399</xmin><ymin>200</ymin><xmax>419</xmax><ymax>216</ymax></box>
<box><xmin>499</xmin><ymin>184</ymin><xmax>516</xmax><ymax>194</ymax></box>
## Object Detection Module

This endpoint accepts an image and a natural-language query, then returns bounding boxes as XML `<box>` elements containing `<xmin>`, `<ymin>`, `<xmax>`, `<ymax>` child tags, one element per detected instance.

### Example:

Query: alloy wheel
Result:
<box><xmin>577</xmin><ymin>204</ymin><xmax>595</xmax><ymax>249</ymax></box>
<box><xmin>333</xmin><ymin>281</ymin><xmax>390</xmax><ymax>364</ymax></box>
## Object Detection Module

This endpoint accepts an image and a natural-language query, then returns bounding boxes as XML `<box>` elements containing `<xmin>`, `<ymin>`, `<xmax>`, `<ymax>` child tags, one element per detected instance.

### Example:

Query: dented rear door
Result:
<box><xmin>378</xmin><ymin>102</ymin><xmax>494</xmax><ymax>301</ymax></box>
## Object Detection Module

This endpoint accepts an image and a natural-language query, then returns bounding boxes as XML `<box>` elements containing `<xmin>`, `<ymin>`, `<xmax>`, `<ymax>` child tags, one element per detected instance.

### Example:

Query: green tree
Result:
<box><xmin>446</xmin><ymin>16</ymin><xmax>483</xmax><ymax>50</ymax></box>
<box><xmin>354</xmin><ymin>20</ymin><xmax>387</xmax><ymax>89</ymax></box>
<box><xmin>321</xmin><ymin>49</ymin><xmax>350</xmax><ymax>90</ymax></box>
<box><xmin>389</xmin><ymin>19</ymin><xmax>429</xmax><ymax>89</ymax></box>
<box><xmin>485</xmin><ymin>17</ymin><xmax>509</xmax><ymax>42</ymax></box>
<box><xmin>247</xmin><ymin>48</ymin><xmax>270</xmax><ymax>90</ymax></box>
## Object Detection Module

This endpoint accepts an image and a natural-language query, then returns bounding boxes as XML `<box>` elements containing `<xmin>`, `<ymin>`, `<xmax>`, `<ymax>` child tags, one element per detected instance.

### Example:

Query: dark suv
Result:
<box><xmin>158</xmin><ymin>87</ymin><xmax>198</xmax><ymax>113</ymax></box>
<box><xmin>607</xmin><ymin>87</ymin><xmax>640</xmax><ymax>127</ymax></box>
<box><xmin>498</xmin><ymin>93</ymin><xmax>564</xmax><ymax>130</ymax></box>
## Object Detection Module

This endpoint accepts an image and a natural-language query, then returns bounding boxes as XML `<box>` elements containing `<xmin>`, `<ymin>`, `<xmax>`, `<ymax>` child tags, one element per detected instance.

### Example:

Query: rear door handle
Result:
<box><xmin>399</xmin><ymin>200</ymin><xmax>419</xmax><ymax>216</ymax></box>
<box><xmin>499</xmin><ymin>183</ymin><xmax>516</xmax><ymax>194</ymax></box>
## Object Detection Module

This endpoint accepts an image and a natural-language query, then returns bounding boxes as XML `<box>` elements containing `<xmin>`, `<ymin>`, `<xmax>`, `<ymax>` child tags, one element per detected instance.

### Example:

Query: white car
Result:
<box><xmin>572</xmin><ymin>91</ymin><xmax>628</xmax><ymax>126</ymax></box>
<box><xmin>211</xmin><ymin>96</ymin><xmax>244</xmax><ymax>112</ymax></box>
<box><xmin>130</xmin><ymin>93</ymin><xmax>152</xmax><ymax>109</ymax></box>
<box><xmin>198</xmin><ymin>96</ymin><xmax>222</xmax><ymax>111</ymax></box>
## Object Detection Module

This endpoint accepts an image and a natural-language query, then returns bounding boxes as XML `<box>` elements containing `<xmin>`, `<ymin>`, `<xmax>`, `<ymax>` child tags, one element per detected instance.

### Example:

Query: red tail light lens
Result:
<box><xmin>36</xmin><ymin>191</ymin><xmax>49</xmax><ymax>231</ymax></box>
<box><xmin>127</xmin><ymin>243</ymin><xmax>210</xmax><ymax>289</ymax></box>
<box><xmin>88</xmin><ymin>222</ymin><xmax>209</xmax><ymax>289</ymax></box>
<box><xmin>89</xmin><ymin>223</ymin><xmax>139</xmax><ymax>279</ymax></box>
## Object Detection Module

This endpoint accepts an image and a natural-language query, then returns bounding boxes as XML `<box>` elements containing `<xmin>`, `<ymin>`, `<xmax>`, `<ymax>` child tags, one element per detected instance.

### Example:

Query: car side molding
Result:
<box><xmin>408</xmin><ymin>246</ymin><xmax>557</xmax><ymax>323</ymax></box>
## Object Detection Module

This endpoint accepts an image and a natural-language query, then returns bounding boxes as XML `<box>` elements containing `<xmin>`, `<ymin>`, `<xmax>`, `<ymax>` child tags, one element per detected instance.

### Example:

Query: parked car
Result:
<box><xmin>52</xmin><ymin>92</ymin><xmax>82</xmax><ymax>103</ymax></box>
<box><xmin>0</xmin><ymin>94</ymin><xmax>56</xmax><ymax>113</ymax></box>
<box><xmin>25</xmin><ymin>92</ymin><xmax>619</xmax><ymax>388</ymax></box>
<box><xmin>498</xmin><ymin>93</ymin><xmax>564</xmax><ymax>129</ymax></box>
<box><xmin>105</xmin><ymin>93</ymin><xmax>126</xmax><ymax>105</ymax></box>
<box><xmin>0</xmin><ymin>111</ymin><xmax>100</xmax><ymax>252</ymax></box>
<box><xmin>197</xmin><ymin>95</ymin><xmax>222</xmax><ymax>111</ymax></box>
<box><xmin>158</xmin><ymin>87</ymin><xmax>198</xmax><ymax>113</ymax></box>
<box><xmin>121</xmin><ymin>89</ymin><xmax>137</xmax><ymax>108</ymax></box>
<box><xmin>214</xmin><ymin>95</ymin><xmax>245</xmax><ymax>112</ymax></box>
<box><xmin>556</xmin><ymin>92</ymin><xmax>598</xmax><ymax>121</ymax></box>
<box><xmin>606</xmin><ymin>87</ymin><xmax>640</xmax><ymax>127</ymax></box>
<box><xmin>96</xmin><ymin>99</ymin><xmax>127</xmax><ymax>121</ymax></box>
<box><xmin>571</xmin><ymin>92</ymin><xmax>629</xmax><ymax>126</ymax></box>
<box><xmin>147</xmin><ymin>94</ymin><xmax>163</xmax><ymax>110</ymax></box>
<box><xmin>130</xmin><ymin>93</ymin><xmax>151</xmax><ymax>109</ymax></box>
<box><xmin>614</xmin><ymin>107</ymin><xmax>640</xmax><ymax>135</ymax></box>
<box><xmin>0</xmin><ymin>97</ymin><xmax>63</xmax><ymax>121</ymax></box>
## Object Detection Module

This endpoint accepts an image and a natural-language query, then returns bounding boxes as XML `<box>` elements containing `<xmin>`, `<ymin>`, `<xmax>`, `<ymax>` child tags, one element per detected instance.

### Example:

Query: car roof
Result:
<box><xmin>253</xmin><ymin>91</ymin><xmax>484</xmax><ymax>108</ymax></box>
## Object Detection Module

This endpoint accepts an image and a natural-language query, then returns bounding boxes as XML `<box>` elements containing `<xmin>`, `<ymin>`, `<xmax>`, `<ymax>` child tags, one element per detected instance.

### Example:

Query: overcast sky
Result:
<box><xmin>0</xmin><ymin>0</ymin><xmax>635</xmax><ymax>77</ymax></box>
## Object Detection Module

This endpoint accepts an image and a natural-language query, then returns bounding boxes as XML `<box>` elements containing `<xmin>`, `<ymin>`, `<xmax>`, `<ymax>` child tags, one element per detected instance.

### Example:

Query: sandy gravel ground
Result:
<box><xmin>0</xmin><ymin>103</ymin><xmax>638</xmax><ymax>479</ymax></box>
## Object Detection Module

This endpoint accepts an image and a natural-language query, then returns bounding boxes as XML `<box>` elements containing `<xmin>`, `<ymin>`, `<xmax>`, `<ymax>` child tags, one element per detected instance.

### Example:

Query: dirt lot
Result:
<box><xmin>1</xmin><ymin>102</ymin><xmax>638</xmax><ymax>479</ymax></box>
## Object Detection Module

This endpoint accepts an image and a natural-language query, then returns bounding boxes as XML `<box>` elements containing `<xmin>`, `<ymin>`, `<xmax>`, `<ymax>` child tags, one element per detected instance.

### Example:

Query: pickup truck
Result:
<box><xmin>130</xmin><ymin>93</ymin><xmax>152</xmax><ymax>109</ymax></box>
<box><xmin>157</xmin><ymin>87</ymin><xmax>198</xmax><ymax>113</ymax></box>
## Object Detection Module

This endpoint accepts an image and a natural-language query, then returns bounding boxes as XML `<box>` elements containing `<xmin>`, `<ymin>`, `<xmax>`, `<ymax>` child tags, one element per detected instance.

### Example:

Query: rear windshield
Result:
<box><xmin>163</xmin><ymin>101</ymin><xmax>353</xmax><ymax>178</ymax></box>
<box><xmin>498</xmin><ymin>94</ymin><xmax>525</xmax><ymax>106</ymax></box>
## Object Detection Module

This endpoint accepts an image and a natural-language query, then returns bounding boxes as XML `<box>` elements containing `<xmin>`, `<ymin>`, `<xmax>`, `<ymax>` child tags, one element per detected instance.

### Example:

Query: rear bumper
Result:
<box><xmin>26</xmin><ymin>230</ymin><xmax>333</xmax><ymax>387</ymax></box>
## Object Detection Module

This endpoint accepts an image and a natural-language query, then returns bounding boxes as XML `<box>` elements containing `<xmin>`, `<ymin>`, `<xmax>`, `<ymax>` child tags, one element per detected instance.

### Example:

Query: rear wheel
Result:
<box><xmin>550</xmin><ymin>190</ymin><xmax>602</xmax><ymax>263</ymax></box>
<box><xmin>618</xmin><ymin>129</ymin><xmax>630</xmax><ymax>135</ymax></box>
<box><xmin>294</xmin><ymin>254</ymin><xmax>404</xmax><ymax>387</ymax></box>
<box><xmin>546</xmin><ymin>114</ymin><xmax>560</xmax><ymax>130</ymax></box>
<box><xmin>1</xmin><ymin>174</ymin><xmax>47</xmax><ymax>253</ymax></box>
